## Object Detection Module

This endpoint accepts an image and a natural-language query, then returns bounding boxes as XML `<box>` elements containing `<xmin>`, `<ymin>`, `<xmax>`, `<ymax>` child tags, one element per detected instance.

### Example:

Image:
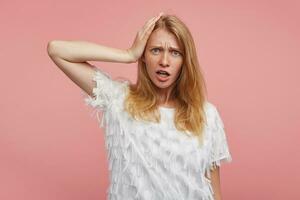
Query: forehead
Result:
<box><xmin>148</xmin><ymin>28</ymin><xmax>180</xmax><ymax>48</ymax></box>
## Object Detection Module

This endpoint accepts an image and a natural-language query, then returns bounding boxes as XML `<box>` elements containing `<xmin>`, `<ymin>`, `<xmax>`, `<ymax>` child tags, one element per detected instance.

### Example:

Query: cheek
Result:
<box><xmin>144</xmin><ymin>62</ymin><xmax>156</xmax><ymax>79</ymax></box>
<box><xmin>173</xmin><ymin>69</ymin><xmax>182</xmax><ymax>80</ymax></box>
<box><xmin>145</xmin><ymin>57</ymin><xmax>158</xmax><ymax>73</ymax></box>
<box><xmin>146</xmin><ymin>54</ymin><xmax>158</xmax><ymax>64</ymax></box>
<box><xmin>173</xmin><ymin>62</ymin><xmax>183</xmax><ymax>77</ymax></box>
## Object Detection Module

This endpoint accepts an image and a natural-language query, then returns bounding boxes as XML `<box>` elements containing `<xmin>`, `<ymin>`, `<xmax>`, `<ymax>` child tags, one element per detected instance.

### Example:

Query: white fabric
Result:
<box><xmin>81</xmin><ymin>67</ymin><xmax>232</xmax><ymax>200</ymax></box>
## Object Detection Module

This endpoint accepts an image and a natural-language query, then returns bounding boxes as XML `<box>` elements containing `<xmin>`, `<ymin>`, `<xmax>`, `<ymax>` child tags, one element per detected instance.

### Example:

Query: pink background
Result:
<box><xmin>1</xmin><ymin>0</ymin><xmax>299</xmax><ymax>199</ymax></box>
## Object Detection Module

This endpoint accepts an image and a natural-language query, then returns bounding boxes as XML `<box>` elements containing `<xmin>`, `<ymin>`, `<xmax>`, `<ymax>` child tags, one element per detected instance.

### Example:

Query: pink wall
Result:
<box><xmin>1</xmin><ymin>0</ymin><xmax>299</xmax><ymax>199</ymax></box>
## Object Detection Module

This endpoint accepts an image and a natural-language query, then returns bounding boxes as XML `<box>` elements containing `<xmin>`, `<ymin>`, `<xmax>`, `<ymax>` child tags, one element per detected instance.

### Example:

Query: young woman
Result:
<box><xmin>47</xmin><ymin>12</ymin><xmax>232</xmax><ymax>200</ymax></box>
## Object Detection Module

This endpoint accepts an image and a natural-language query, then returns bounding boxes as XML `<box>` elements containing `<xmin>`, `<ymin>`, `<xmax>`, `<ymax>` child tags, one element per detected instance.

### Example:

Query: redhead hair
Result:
<box><xmin>124</xmin><ymin>14</ymin><xmax>208</xmax><ymax>145</ymax></box>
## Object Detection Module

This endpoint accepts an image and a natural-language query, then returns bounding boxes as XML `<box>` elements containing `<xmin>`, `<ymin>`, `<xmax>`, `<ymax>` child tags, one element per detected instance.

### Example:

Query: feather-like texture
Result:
<box><xmin>81</xmin><ymin>67</ymin><xmax>232</xmax><ymax>200</ymax></box>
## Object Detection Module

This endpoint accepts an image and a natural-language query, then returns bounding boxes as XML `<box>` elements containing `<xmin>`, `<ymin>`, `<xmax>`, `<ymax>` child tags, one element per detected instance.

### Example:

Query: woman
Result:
<box><xmin>47</xmin><ymin>12</ymin><xmax>232</xmax><ymax>200</ymax></box>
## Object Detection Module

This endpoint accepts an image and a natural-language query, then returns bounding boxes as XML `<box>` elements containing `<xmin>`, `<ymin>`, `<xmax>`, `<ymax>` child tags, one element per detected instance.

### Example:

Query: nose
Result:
<box><xmin>159</xmin><ymin>51</ymin><xmax>170</xmax><ymax>67</ymax></box>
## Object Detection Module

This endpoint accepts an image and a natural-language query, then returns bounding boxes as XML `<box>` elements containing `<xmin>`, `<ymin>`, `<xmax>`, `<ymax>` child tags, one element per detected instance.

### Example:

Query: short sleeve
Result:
<box><xmin>207</xmin><ymin>104</ymin><xmax>232</xmax><ymax>172</ymax></box>
<box><xmin>81</xmin><ymin>66</ymin><xmax>124</xmax><ymax>127</ymax></box>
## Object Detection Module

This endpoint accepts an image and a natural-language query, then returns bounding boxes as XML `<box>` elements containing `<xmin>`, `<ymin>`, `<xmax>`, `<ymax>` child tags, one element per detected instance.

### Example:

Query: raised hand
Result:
<box><xmin>127</xmin><ymin>12</ymin><xmax>164</xmax><ymax>62</ymax></box>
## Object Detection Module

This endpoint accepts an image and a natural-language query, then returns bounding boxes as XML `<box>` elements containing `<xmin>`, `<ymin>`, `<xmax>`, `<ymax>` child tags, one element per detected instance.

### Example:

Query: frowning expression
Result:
<box><xmin>142</xmin><ymin>28</ymin><xmax>183</xmax><ymax>90</ymax></box>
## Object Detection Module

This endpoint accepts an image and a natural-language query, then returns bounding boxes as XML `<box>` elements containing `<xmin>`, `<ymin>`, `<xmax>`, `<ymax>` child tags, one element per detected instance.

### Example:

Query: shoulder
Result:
<box><xmin>95</xmin><ymin>67</ymin><xmax>131</xmax><ymax>94</ymax></box>
<box><xmin>203</xmin><ymin>101</ymin><xmax>218</xmax><ymax>115</ymax></box>
<box><xmin>203</xmin><ymin>101</ymin><xmax>223</xmax><ymax>127</ymax></box>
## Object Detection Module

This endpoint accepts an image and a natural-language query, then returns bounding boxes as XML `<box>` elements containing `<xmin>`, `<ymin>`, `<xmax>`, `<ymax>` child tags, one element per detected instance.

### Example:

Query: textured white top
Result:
<box><xmin>82</xmin><ymin>67</ymin><xmax>232</xmax><ymax>200</ymax></box>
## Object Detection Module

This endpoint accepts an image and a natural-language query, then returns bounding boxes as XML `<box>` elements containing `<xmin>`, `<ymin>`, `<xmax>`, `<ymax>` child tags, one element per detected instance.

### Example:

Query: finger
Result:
<box><xmin>140</xmin><ymin>17</ymin><xmax>157</xmax><ymax>36</ymax></box>
<box><xmin>140</xmin><ymin>22</ymin><xmax>157</xmax><ymax>41</ymax></box>
<box><xmin>144</xmin><ymin>14</ymin><xmax>161</xmax><ymax>27</ymax></box>
<box><xmin>140</xmin><ymin>14</ymin><xmax>162</xmax><ymax>39</ymax></box>
<box><xmin>144</xmin><ymin>16</ymin><xmax>156</xmax><ymax>27</ymax></box>
<box><xmin>144</xmin><ymin>18</ymin><xmax>157</xmax><ymax>31</ymax></box>
<box><xmin>145</xmin><ymin>22</ymin><xmax>157</xmax><ymax>36</ymax></box>
<box><xmin>140</xmin><ymin>23</ymin><xmax>156</xmax><ymax>40</ymax></box>
<box><xmin>143</xmin><ymin>15</ymin><xmax>160</xmax><ymax>32</ymax></box>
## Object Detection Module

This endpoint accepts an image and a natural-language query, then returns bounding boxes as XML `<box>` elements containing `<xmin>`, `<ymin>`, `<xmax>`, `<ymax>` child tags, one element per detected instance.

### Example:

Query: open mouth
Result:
<box><xmin>156</xmin><ymin>70</ymin><xmax>170</xmax><ymax>77</ymax></box>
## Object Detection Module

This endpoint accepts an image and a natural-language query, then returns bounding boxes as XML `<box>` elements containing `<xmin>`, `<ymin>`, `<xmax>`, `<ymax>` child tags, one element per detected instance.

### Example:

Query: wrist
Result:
<box><xmin>125</xmin><ymin>49</ymin><xmax>137</xmax><ymax>63</ymax></box>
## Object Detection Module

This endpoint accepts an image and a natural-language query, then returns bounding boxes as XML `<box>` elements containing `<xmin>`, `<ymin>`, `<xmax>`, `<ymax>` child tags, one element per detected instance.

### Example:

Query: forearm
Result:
<box><xmin>209</xmin><ymin>166</ymin><xmax>222</xmax><ymax>200</ymax></box>
<box><xmin>47</xmin><ymin>40</ymin><xmax>134</xmax><ymax>63</ymax></box>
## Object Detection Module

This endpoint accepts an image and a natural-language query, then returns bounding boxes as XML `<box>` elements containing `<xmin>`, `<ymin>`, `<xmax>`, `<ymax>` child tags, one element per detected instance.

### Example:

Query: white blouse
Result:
<box><xmin>82</xmin><ymin>67</ymin><xmax>232</xmax><ymax>200</ymax></box>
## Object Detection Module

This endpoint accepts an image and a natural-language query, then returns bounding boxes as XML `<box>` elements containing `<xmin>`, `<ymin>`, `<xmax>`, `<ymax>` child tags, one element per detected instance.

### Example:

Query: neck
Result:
<box><xmin>156</xmin><ymin>86</ymin><xmax>176</xmax><ymax>106</ymax></box>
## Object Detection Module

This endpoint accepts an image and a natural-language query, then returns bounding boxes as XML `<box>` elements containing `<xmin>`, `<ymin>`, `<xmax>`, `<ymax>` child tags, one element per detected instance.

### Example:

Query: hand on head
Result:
<box><xmin>127</xmin><ymin>12</ymin><xmax>164</xmax><ymax>62</ymax></box>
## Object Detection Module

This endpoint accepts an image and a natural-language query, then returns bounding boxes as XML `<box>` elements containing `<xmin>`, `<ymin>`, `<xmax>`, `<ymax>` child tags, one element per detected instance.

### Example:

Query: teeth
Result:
<box><xmin>157</xmin><ymin>70</ymin><xmax>169</xmax><ymax>75</ymax></box>
<box><xmin>159</xmin><ymin>74</ymin><xmax>168</xmax><ymax>77</ymax></box>
<box><xmin>157</xmin><ymin>72</ymin><xmax>168</xmax><ymax>77</ymax></box>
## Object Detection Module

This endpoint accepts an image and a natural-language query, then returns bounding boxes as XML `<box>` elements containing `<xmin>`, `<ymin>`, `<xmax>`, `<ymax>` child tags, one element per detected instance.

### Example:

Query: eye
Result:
<box><xmin>172</xmin><ymin>50</ymin><xmax>181</xmax><ymax>56</ymax></box>
<box><xmin>151</xmin><ymin>48</ymin><xmax>160</xmax><ymax>54</ymax></box>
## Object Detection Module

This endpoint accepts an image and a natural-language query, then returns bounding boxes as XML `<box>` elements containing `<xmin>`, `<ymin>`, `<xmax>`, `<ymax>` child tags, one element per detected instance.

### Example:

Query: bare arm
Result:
<box><xmin>47</xmin><ymin>40</ymin><xmax>133</xmax><ymax>97</ymax></box>
<box><xmin>47</xmin><ymin>40</ymin><xmax>134</xmax><ymax>63</ymax></box>
<box><xmin>206</xmin><ymin>166</ymin><xmax>222</xmax><ymax>200</ymax></box>
<box><xmin>47</xmin><ymin>13</ymin><xmax>163</xmax><ymax>97</ymax></box>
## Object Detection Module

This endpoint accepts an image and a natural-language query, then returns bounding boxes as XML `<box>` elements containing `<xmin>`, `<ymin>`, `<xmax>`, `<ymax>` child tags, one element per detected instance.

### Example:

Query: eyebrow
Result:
<box><xmin>149</xmin><ymin>45</ymin><xmax>182</xmax><ymax>52</ymax></box>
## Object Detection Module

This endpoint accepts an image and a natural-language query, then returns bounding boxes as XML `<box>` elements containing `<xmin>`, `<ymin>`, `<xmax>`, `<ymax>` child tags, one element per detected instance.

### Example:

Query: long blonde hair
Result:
<box><xmin>124</xmin><ymin>14</ymin><xmax>208</xmax><ymax>145</ymax></box>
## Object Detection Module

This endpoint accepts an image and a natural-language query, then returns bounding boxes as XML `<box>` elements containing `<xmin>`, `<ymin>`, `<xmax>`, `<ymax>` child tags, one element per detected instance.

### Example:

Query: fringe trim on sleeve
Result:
<box><xmin>205</xmin><ymin>103</ymin><xmax>232</xmax><ymax>180</ymax></box>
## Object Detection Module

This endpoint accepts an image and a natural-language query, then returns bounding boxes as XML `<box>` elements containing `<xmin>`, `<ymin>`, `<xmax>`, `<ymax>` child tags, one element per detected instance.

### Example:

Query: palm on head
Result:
<box><xmin>128</xmin><ymin>12</ymin><xmax>164</xmax><ymax>62</ymax></box>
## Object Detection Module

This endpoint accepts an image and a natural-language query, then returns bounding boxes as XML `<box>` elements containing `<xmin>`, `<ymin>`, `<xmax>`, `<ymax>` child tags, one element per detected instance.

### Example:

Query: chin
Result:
<box><xmin>153</xmin><ymin>80</ymin><xmax>175</xmax><ymax>89</ymax></box>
